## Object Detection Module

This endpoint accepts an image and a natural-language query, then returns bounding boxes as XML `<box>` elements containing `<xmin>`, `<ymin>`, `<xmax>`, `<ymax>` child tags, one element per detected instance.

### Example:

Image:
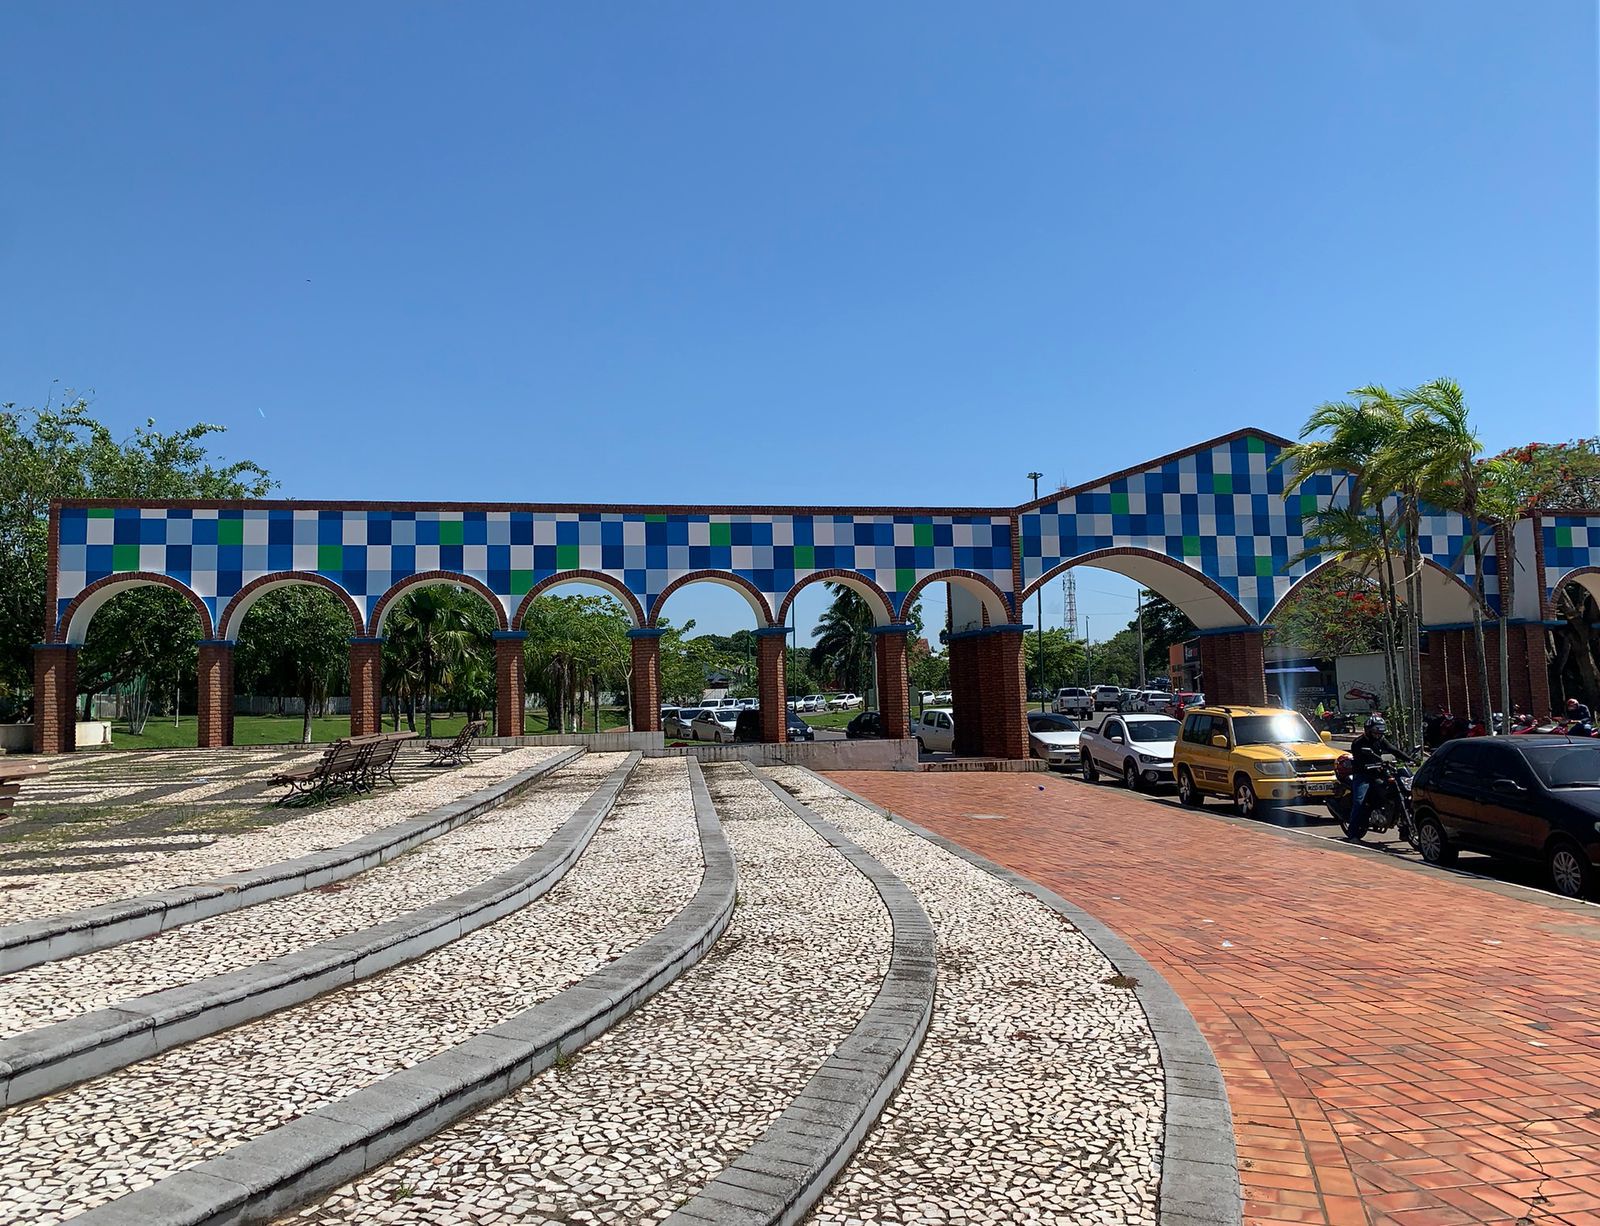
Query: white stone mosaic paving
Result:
<box><xmin>768</xmin><ymin>768</ymin><xmax>1163</xmax><ymax>1226</ymax></box>
<box><xmin>0</xmin><ymin>746</ymin><xmax>563</xmax><ymax>924</ymax></box>
<box><xmin>283</xmin><ymin>762</ymin><xmax>892</xmax><ymax>1226</ymax></box>
<box><xmin>0</xmin><ymin>753</ymin><xmax>626</xmax><ymax>1036</ymax></box>
<box><xmin>0</xmin><ymin>757</ymin><xmax>702</xmax><ymax>1226</ymax></box>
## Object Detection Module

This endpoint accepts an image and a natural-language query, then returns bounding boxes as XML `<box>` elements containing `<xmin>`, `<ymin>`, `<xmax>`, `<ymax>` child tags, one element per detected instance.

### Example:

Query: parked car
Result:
<box><xmin>1093</xmin><ymin>685</ymin><xmax>1123</xmax><ymax>712</ymax></box>
<box><xmin>665</xmin><ymin>708</ymin><xmax>706</xmax><ymax>739</ymax></box>
<box><xmin>1170</xmin><ymin>691</ymin><xmax>1206</xmax><ymax>720</ymax></box>
<box><xmin>847</xmin><ymin>711</ymin><xmax>890</xmax><ymax>739</ymax></box>
<box><xmin>1027</xmin><ymin>711</ymin><xmax>1083</xmax><ymax>767</ymax></box>
<box><xmin>690</xmin><ymin>709</ymin><xmax>740</xmax><ymax>742</ymax></box>
<box><xmin>1136</xmin><ymin>690</ymin><xmax>1174</xmax><ymax>714</ymax></box>
<box><xmin>799</xmin><ymin>694</ymin><xmax>826</xmax><ymax>713</ymax></box>
<box><xmin>1054</xmin><ymin>687</ymin><xmax>1093</xmax><ymax>718</ymax></box>
<box><xmin>1411</xmin><ymin>736</ymin><xmax>1600</xmax><ymax>897</ymax></box>
<box><xmin>934</xmin><ymin>690</ymin><xmax>952</xmax><ymax>704</ymax></box>
<box><xmin>733</xmin><ymin>709</ymin><xmax>816</xmax><ymax>742</ymax></box>
<box><xmin>1080</xmin><ymin>713</ymin><xmax>1181</xmax><ymax>790</ymax></box>
<box><xmin>660</xmin><ymin>706</ymin><xmax>681</xmax><ymax>728</ymax></box>
<box><xmin>1171</xmin><ymin>705</ymin><xmax>1339</xmax><ymax>817</ymax></box>
<box><xmin>914</xmin><ymin>708</ymin><xmax>955</xmax><ymax>753</ymax></box>
<box><xmin>826</xmin><ymin>693</ymin><xmax>863</xmax><ymax>711</ymax></box>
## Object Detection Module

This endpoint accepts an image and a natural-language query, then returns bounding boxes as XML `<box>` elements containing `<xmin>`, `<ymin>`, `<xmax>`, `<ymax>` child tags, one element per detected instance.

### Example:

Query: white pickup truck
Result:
<box><xmin>1053</xmin><ymin>687</ymin><xmax>1093</xmax><ymax>718</ymax></box>
<box><xmin>1078</xmin><ymin>712</ymin><xmax>1182</xmax><ymax>791</ymax></box>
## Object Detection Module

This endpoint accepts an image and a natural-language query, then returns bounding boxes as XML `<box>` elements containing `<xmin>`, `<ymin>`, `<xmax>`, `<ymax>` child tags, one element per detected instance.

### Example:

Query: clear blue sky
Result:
<box><xmin>4</xmin><ymin>2</ymin><xmax>1596</xmax><ymax>642</ymax></box>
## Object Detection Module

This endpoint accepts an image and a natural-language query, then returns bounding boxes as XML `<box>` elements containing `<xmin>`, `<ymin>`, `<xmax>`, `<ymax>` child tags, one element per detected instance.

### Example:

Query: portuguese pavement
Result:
<box><xmin>833</xmin><ymin>769</ymin><xmax>1600</xmax><ymax>1226</ymax></box>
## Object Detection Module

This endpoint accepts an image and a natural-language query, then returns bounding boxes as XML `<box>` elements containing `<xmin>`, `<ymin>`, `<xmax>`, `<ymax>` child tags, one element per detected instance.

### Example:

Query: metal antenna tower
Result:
<box><xmin>1062</xmin><ymin>571</ymin><xmax>1078</xmax><ymax>638</ymax></box>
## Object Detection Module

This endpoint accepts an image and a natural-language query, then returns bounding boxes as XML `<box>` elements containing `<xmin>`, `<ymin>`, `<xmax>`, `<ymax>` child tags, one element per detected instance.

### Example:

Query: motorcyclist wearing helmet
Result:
<box><xmin>1567</xmin><ymin>697</ymin><xmax>1593</xmax><ymax>724</ymax></box>
<box><xmin>1346</xmin><ymin>716</ymin><xmax>1409</xmax><ymax>842</ymax></box>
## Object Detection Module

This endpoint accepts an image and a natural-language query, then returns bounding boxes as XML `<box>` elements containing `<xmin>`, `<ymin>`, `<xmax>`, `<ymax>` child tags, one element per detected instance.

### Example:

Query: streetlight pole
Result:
<box><xmin>1027</xmin><ymin>472</ymin><xmax>1044</xmax><ymax>711</ymax></box>
<box><xmin>1136</xmin><ymin>587</ymin><xmax>1146</xmax><ymax>689</ymax></box>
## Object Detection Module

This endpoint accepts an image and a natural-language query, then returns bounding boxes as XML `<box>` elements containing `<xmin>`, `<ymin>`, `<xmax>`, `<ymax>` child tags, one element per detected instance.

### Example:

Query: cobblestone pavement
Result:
<box><xmin>0</xmin><ymin>757</ymin><xmax>700</xmax><ymax>1226</ymax></box>
<box><xmin>285</xmin><ymin>762</ymin><xmax>891</xmax><ymax>1225</ymax></box>
<box><xmin>837</xmin><ymin>769</ymin><xmax>1600</xmax><ymax>1226</ymax></box>
<box><xmin>0</xmin><ymin>745</ymin><xmax>551</xmax><ymax>923</ymax></box>
<box><xmin>0</xmin><ymin>752</ymin><xmax>624</xmax><ymax>1036</ymax></box>
<box><xmin>772</xmin><ymin>768</ymin><xmax>1161</xmax><ymax>1226</ymax></box>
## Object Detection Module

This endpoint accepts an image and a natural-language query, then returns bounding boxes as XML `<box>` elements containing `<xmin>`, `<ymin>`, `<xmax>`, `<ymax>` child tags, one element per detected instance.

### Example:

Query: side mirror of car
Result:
<box><xmin>1110</xmin><ymin>735</ymin><xmax>1124</xmax><ymax>744</ymax></box>
<box><xmin>1210</xmin><ymin>734</ymin><xmax>1228</xmax><ymax>749</ymax></box>
<box><xmin>1319</xmin><ymin>731</ymin><xmax>1333</xmax><ymax>745</ymax></box>
<box><xmin>1490</xmin><ymin>777</ymin><xmax>1526</xmax><ymax>795</ymax></box>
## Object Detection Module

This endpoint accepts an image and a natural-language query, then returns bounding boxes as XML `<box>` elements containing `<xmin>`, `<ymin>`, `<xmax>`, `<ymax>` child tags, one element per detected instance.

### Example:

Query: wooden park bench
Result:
<box><xmin>353</xmin><ymin>731</ymin><xmax>415</xmax><ymax>789</ymax></box>
<box><xmin>0</xmin><ymin>761</ymin><xmax>50</xmax><ymax>821</ymax></box>
<box><xmin>425</xmin><ymin>721</ymin><xmax>484</xmax><ymax>767</ymax></box>
<box><xmin>271</xmin><ymin>738</ymin><xmax>375</xmax><ymax>804</ymax></box>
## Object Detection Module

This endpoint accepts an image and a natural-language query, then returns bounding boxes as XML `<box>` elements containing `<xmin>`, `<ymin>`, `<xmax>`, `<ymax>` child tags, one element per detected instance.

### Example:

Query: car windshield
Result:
<box><xmin>1520</xmin><ymin>744</ymin><xmax>1600</xmax><ymax>788</ymax></box>
<box><xmin>1126</xmin><ymin>718</ymin><xmax>1179</xmax><ymax>742</ymax></box>
<box><xmin>1232</xmin><ymin>713</ymin><xmax>1321</xmax><ymax>745</ymax></box>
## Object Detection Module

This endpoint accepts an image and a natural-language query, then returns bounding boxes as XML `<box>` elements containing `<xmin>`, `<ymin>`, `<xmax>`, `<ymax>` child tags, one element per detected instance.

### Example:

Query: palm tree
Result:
<box><xmin>811</xmin><ymin>585</ymin><xmax>877</xmax><ymax>700</ymax></box>
<box><xmin>383</xmin><ymin>587</ymin><xmax>483</xmax><ymax>738</ymax></box>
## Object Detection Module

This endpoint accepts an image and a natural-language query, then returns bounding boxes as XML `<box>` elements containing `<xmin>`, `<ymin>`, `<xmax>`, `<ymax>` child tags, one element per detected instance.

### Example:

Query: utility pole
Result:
<box><xmin>1027</xmin><ymin>473</ymin><xmax>1046</xmax><ymax>710</ymax></box>
<box><xmin>1135</xmin><ymin>588</ymin><xmax>1146</xmax><ymax>689</ymax></box>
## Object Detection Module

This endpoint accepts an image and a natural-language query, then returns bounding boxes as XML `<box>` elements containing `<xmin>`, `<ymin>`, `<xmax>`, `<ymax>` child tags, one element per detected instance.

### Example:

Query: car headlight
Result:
<box><xmin>1255</xmin><ymin>760</ymin><xmax>1292</xmax><ymax>777</ymax></box>
<box><xmin>1137</xmin><ymin>752</ymin><xmax>1166</xmax><ymax>765</ymax></box>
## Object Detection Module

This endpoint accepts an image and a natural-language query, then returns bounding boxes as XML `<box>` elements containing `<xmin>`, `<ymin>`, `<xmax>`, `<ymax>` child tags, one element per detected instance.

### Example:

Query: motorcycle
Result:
<box><xmin>1327</xmin><ymin>753</ymin><xmax>1418</xmax><ymax>847</ymax></box>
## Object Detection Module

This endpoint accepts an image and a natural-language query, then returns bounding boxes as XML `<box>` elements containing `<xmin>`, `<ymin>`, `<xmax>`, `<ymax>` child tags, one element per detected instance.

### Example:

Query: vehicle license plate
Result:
<box><xmin>1304</xmin><ymin>781</ymin><xmax>1334</xmax><ymax>796</ymax></box>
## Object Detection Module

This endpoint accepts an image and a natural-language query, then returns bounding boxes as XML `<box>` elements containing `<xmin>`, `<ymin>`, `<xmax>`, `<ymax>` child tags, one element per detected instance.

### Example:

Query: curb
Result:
<box><xmin>0</xmin><ymin>746</ymin><xmax>586</xmax><ymax>975</ymax></box>
<box><xmin>73</xmin><ymin>756</ymin><xmax>736</xmax><ymax>1226</ymax></box>
<box><xmin>798</xmin><ymin>768</ymin><xmax>1242</xmax><ymax>1226</ymax></box>
<box><xmin>663</xmin><ymin>763</ymin><xmax>937</xmax><ymax>1226</ymax></box>
<box><xmin>0</xmin><ymin>752</ymin><xmax>637</xmax><ymax>1109</ymax></box>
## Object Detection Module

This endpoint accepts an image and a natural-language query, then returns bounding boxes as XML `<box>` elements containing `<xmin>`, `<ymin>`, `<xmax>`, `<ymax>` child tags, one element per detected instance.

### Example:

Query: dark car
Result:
<box><xmin>733</xmin><ymin>709</ymin><xmax>815</xmax><ymax>742</ymax></box>
<box><xmin>1411</xmin><ymin>735</ymin><xmax>1600</xmax><ymax>897</ymax></box>
<box><xmin>846</xmin><ymin>711</ymin><xmax>887</xmax><ymax>739</ymax></box>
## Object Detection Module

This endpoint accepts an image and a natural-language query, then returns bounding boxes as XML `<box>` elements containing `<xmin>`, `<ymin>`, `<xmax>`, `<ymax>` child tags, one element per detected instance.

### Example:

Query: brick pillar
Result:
<box><xmin>1483</xmin><ymin>622</ymin><xmax>1554</xmax><ymax>718</ymax></box>
<box><xmin>349</xmin><ymin>637</ymin><xmax>384</xmax><ymax>737</ymax></box>
<box><xmin>755</xmin><ymin>627</ymin><xmax>788</xmax><ymax>743</ymax></box>
<box><xmin>493</xmin><ymin>631</ymin><xmax>527</xmax><ymax>738</ymax></box>
<box><xmin>872</xmin><ymin>625</ymin><xmax>912</xmax><ymax>740</ymax></box>
<box><xmin>628</xmin><ymin>628</ymin><xmax>663</xmax><ymax>732</ymax></box>
<box><xmin>196</xmin><ymin>639</ymin><xmax>235</xmax><ymax>748</ymax></box>
<box><xmin>948</xmin><ymin>635</ymin><xmax>982</xmax><ymax>756</ymax></box>
<box><xmin>1198</xmin><ymin>629</ymin><xmax>1267</xmax><ymax>706</ymax></box>
<box><xmin>978</xmin><ymin>626</ymin><xmax>1028</xmax><ymax>760</ymax></box>
<box><xmin>32</xmin><ymin>644</ymin><xmax>79</xmax><ymax>754</ymax></box>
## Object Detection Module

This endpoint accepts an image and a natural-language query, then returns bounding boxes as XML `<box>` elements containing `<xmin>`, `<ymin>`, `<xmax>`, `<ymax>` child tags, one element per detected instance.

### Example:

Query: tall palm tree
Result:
<box><xmin>383</xmin><ymin>586</ymin><xmax>483</xmax><ymax>738</ymax></box>
<box><xmin>811</xmin><ymin>585</ymin><xmax>876</xmax><ymax>699</ymax></box>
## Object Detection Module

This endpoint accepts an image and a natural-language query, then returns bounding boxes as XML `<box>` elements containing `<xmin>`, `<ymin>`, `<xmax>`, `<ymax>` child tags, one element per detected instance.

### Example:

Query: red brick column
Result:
<box><xmin>755</xmin><ymin>627</ymin><xmax>788</xmax><ymax>742</ymax></box>
<box><xmin>977</xmin><ymin>626</ymin><xmax>1029</xmax><ymax>759</ymax></box>
<box><xmin>628</xmin><ymin>628</ymin><xmax>663</xmax><ymax>732</ymax></box>
<box><xmin>493</xmin><ymin>631</ymin><xmax>527</xmax><ymax>738</ymax></box>
<box><xmin>872</xmin><ymin>625</ymin><xmax>912</xmax><ymax>740</ymax></box>
<box><xmin>196</xmin><ymin>640</ymin><xmax>235</xmax><ymax>748</ymax></box>
<box><xmin>948</xmin><ymin>635</ymin><xmax>982</xmax><ymax>756</ymax></box>
<box><xmin>32</xmin><ymin>644</ymin><xmax>78</xmax><ymax>754</ymax></box>
<box><xmin>1198</xmin><ymin>629</ymin><xmax>1267</xmax><ymax>707</ymax></box>
<box><xmin>348</xmin><ymin>637</ymin><xmax>384</xmax><ymax>737</ymax></box>
<box><xmin>1483</xmin><ymin>622</ymin><xmax>1554</xmax><ymax>718</ymax></box>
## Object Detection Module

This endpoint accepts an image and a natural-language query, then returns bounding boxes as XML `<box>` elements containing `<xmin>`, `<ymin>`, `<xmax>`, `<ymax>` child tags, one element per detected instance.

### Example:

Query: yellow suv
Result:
<box><xmin>1173</xmin><ymin>705</ymin><xmax>1341</xmax><ymax>818</ymax></box>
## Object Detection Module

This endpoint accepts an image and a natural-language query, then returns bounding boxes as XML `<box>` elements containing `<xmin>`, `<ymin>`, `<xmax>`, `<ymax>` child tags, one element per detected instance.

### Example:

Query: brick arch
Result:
<box><xmin>513</xmin><ymin>570</ymin><xmax>646</xmax><ymax>629</ymax></box>
<box><xmin>1552</xmin><ymin>565</ymin><xmax>1600</xmax><ymax>607</ymax></box>
<box><xmin>647</xmin><ymin>571</ymin><xmax>776</xmax><ymax>627</ymax></box>
<box><xmin>218</xmin><ymin>572</ymin><xmax>365</xmax><ymax>640</ymax></box>
<box><xmin>1266</xmin><ymin>555</ymin><xmax>1482</xmax><ymax>627</ymax></box>
<box><xmin>896</xmin><ymin>569</ymin><xmax>1013</xmax><ymax>627</ymax></box>
<box><xmin>777</xmin><ymin>569</ymin><xmax>896</xmax><ymax>627</ymax></box>
<box><xmin>1024</xmin><ymin>548</ymin><xmax>1254</xmax><ymax>630</ymax></box>
<box><xmin>58</xmin><ymin>572</ymin><xmax>214</xmax><ymax>644</ymax></box>
<box><xmin>368</xmin><ymin>570</ymin><xmax>509</xmax><ymax>636</ymax></box>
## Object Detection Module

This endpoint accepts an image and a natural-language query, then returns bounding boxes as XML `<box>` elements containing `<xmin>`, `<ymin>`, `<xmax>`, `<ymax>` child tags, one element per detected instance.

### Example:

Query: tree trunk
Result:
<box><xmin>301</xmin><ymin>689</ymin><xmax>314</xmax><ymax>744</ymax></box>
<box><xmin>1497</xmin><ymin>532</ymin><xmax>1514</xmax><ymax>721</ymax></box>
<box><xmin>1468</xmin><ymin>529</ymin><xmax>1494</xmax><ymax>723</ymax></box>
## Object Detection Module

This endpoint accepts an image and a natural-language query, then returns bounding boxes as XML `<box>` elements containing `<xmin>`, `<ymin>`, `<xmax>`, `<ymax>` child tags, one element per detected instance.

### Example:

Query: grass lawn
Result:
<box><xmin>797</xmin><ymin>710</ymin><xmax>856</xmax><ymax>730</ymax></box>
<box><xmin>87</xmin><ymin>707</ymin><xmax>631</xmax><ymax>750</ymax></box>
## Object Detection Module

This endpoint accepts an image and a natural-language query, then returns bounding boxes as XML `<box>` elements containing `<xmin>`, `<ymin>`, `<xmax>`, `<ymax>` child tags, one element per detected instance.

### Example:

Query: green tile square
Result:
<box><xmin>438</xmin><ymin>519</ymin><xmax>464</xmax><ymax>546</ymax></box>
<box><xmin>1182</xmin><ymin>535</ymin><xmax>1201</xmax><ymax>557</ymax></box>
<box><xmin>218</xmin><ymin>517</ymin><xmax>244</xmax><ymax>546</ymax></box>
<box><xmin>896</xmin><ymin>567</ymin><xmax>916</xmax><ymax>593</ymax></box>
<box><xmin>112</xmin><ymin>543</ymin><xmax>140</xmax><ymax>572</ymax></box>
<box><xmin>1255</xmin><ymin>555</ymin><xmax>1274</xmax><ymax>577</ymax></box>
<box><xmin>511</xmin><ymin>570</ymin><xmax>534</xmax><ymax>595</ymax></box>
<box><xmin>318</xmin><ymin>544</ymin><xmax>343</xmax><ymax>571</ymax></box>
<box><xmin>645</xmin><ymin>514</ymin><xmax>667</xmax><ymax>524</ymax></box>
<box><xmin>556</xmin><ymin>544</ymin><xmax>579</xmax><ymax>570</ymax></box>
<box><xmin>1212</xmin><ymin>473</ymin><xmax>1233</xmax><ymax>495</ymax></box>
<box><xmin>914</xmin><ymin>523</ymin><xmax>933</xmax><ymax>548</ymax></box>
<box><xmin>1110</xmin><ymin>491</ymin><xmax>1130</xmax><ymax>516</ymax></box>
<box><xmin>1558</xmin><ymin>526</ymin><xmax>1574</xmax><ymax>548</ymax></box>
<box><xmin>709</xmin><ymin>521</ymin><xmax>731</xmax><ymax>548</ymax></box>
<box><xmin>87</xmin><ymin>507</ymin><xmax>115</xmax><ymax>519</ymax></box>
<box><xmin>1247</xmin><ymin>435</ymin><xmax>1266</xmax><ymax>454</ymax></box>
<box><xmin>1299</xmin><ymin>493</ymin><xmax>1320</xmax><ymax>517</ymax></box>
<box><xmin>794</xmin><ymin>544</ymin><xmax>815</xmax><ymax>570</ymax></box>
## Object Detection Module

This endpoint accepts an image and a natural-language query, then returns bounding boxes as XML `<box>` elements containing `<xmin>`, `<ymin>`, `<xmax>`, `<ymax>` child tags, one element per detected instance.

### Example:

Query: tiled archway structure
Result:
<box><xmin>37</xmin><ymin>428</ymin><xmax>1561</xmax><ymax>754</ymax></box>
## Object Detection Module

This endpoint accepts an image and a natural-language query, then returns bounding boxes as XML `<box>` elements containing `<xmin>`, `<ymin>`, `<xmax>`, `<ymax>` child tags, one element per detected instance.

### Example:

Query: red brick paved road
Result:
<box><xmin>833</xmin><ymin>770</ymin><xmax>1600</xmax><ymax>1226</ymax></box>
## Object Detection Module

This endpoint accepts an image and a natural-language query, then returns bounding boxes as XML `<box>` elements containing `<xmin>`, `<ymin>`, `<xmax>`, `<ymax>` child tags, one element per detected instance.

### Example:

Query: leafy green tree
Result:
<box><xmin>810</xmin><ymin>585</ymin><xmax>877</xmax><ymax>698</ymax></box>
<box><xmin>0</xmin><ymin>398</ymin><xmax>272</xmax><ymax>699</ymax></box>
<box><xmin>383</xmin><ymin>587</ymin><xmax>493</xmax><ymax>737</ymax></box>
<box><xmin>1269</xmin><ymin>570</ymin><xmax>1386</xmax><ymax>658</ymax></box>
<box><xmin>1024</xmin><ymin>628</ymin><xmax>1086</xmax><ymax>695</ymax></box>
<box><xmin>77</xmin><ymin>588</ymin><xmax>202</xmax><ymax>721</ymax></box>
<box><xmin>522</xmin><ymin>594</ymin><xmax>632</xmax><ymax>731</ymax></box>
<box><xmin>235</xmin><ymin>587</ymin><xmax>353</xmax><ymax>743</ymax></box>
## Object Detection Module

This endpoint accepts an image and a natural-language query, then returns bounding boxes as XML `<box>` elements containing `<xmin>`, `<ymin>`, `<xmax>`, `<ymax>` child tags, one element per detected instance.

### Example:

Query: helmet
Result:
<box><xmin>1365</xmin><ymin>716</ymin><xmax>1386</xmax><ymax>734</ymax></box>
<box><xmin>1568</xmin><ymin>697</ymin><xmax>1580</xmax><ymax>709</ymax></box>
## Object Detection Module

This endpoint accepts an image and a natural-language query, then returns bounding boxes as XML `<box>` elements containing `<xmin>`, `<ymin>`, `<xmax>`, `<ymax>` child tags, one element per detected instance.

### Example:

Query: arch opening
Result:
<box><xmin>369</xmin><ymin>573</ymin><xmax>509</xmax><ymax>637</ymax></box>
<box><xmin>61</xmin><ymin>573</ymin><xmax>214</xmax><ymax>645</ymax></box>
<box><xmin>648</xmin><ymin>572</ymin><xmax>774</xmax><ymax>628</ymax></box>
<box><xmin>1267</xmin><ymin>556</ymin><xmax>1482</xmax><ymax>628</ymax></box>
<box><xmin>219</xmin><ymin>573</ymin><xmax>364</xmax><ymax>641</ymax></box>
<box><xmin>1025</xmin><ymin>550</ymin><xmax>1252</xmax><ymax>633</ymax></box>
<box><xmin>778</xmin><ymin>571</ymin><xmax>894</xmax><ymax>628</ymax></box>
<box><xmin>514</xmin><ymin>572</ymin><xmax>644</xmax><ymax>629</ymax></box>
<box><xmin>898</xmin><ymin>569</ymin><xmax>1011</xmax><ymax>631</ymax></box>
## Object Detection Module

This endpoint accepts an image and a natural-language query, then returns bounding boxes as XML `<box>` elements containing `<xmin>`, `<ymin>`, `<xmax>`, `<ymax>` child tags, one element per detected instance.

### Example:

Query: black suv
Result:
<box><xmin>1411</xmin><ymin>735</ymin><xmax>1600</xmax><ymax>897</ymax></box>
<box><xmin>733</xmin><ymin>709</ymin><xmax>815</xmax><ymax>743</ymax></box>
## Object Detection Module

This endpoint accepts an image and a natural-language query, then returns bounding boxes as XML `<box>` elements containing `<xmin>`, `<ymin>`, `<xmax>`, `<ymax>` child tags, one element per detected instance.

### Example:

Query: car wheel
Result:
<box><xmin>1123</xmin><ymin>760</ymin><xmax>1141</xmax><ymax>791</ymax></box>
<box><xmin>1178</xmin><ymin>767</ymin><xmax>1203</xmax><ymax>808</ymax></box>
<box><xmin>1415</xmin><ymin>813</ymin><xmax>1457</xmax><ymax>865</ymax></box>
<box><xmin>1548</xmin><ymin>839</ymin><xmax>1593</xmax><ymax>899</ymax></box>
<box><xmin>1082</xmin><ymin>753</ymin><xmax>1099</xmax><ymax>784</ymax></box>
<box><xmin>1233</xmin><ymin>774</ymin><xmax>1259</xmax><ymax>819</ymax></box>
<box><xmin>915</xmin><ymin>737</ymin><xmax>926</xmax><ymax>754</ymax></box>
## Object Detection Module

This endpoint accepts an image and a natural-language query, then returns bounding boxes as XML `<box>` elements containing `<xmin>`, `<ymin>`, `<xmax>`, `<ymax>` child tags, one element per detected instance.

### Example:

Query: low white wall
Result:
<box><xmin>651</xmin><ymin>738</ymin><xmax>919</xmax><ymax>772</ymax></box>
<box><xmin>0</xmin><ymin>722</ymin><xmax>111</xmax><ymax>753</ymax></box>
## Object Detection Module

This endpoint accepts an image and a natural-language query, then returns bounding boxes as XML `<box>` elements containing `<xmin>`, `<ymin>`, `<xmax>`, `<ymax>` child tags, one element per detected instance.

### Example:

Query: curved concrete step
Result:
<box><xmin>662</xmin><ymin>764</ymin><xmax>936</xmax><ymax>1226</ymax></box>
<box><xmin>0</xmin><ymin>752</ymin><xmax>640</xmax><ymax>1108</ymax></box>
<box><xmin>60</xmin><ymin>757</ymin><xmax>734</xmax><ymax>1226</ymax></box>
<box><xmin>0</xmin><ymin>745</ymin><xmax>584</xmax><ymax>975</ymax></box>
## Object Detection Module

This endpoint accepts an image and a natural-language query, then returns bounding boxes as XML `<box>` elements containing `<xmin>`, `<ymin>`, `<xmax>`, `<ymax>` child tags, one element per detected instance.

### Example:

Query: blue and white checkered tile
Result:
<box><xmin>1020</xmin><ymin>433</ymin><xmax>1485</xmax><ymax>625</ymax></box>
<box><xmin>1541</xmin><ymin>515</ymin><xmax>1600</xmax><ymax>596</ymax></box>
<box><xmin>53</xmin><ymin>507</ymin><xmax>1016</xmax><ymax>635</ymax></box>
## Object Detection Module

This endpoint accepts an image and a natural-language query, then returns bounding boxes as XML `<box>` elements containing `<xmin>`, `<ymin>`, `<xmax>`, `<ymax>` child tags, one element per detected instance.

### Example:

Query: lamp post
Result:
<box><xmin>1027</xmin><ymin>472</ymin><xmax>1045</xmax><ymax>711</ymax></box>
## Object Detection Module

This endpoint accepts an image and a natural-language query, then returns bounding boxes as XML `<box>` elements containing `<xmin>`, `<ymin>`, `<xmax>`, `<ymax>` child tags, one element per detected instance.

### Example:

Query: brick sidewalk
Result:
<box><xmin>832</xmin><ymin>770</ymin><xmax>1600</xmax><ymax>1226</ymax></box>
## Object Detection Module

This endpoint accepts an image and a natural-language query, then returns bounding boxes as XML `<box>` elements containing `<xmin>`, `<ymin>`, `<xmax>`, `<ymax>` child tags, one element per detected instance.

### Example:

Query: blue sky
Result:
<box><xmin>3</xmin><ymin>2</ymin><xmax>1595</xmax><ymax>642</ymax></box>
